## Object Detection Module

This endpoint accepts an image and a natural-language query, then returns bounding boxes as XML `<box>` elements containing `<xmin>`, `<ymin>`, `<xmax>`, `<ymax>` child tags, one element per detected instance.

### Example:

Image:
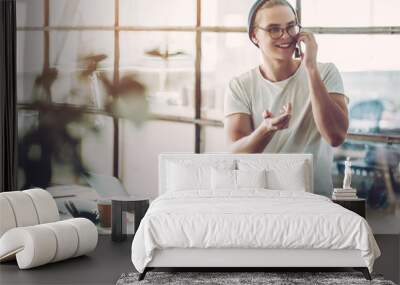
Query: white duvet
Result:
<box><xmin>131</xmin><ymin>190</ymin><xmax>380</xmax><ymax>273</ymax></box>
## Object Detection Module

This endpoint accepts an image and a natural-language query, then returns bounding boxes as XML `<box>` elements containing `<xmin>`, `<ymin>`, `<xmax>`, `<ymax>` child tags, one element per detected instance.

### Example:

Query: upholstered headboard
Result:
<box><xmin>159</xmin><ymin>153</ymin><xmax>313</xmax><ymax>195</ymax></box>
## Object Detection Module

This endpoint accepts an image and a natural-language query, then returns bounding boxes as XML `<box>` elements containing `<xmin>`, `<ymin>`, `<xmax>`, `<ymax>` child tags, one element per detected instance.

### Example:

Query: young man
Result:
<box><xmin>224</xmin><ymin>0</ymin><xmax>349</xmax><ymax>196</ymax></box>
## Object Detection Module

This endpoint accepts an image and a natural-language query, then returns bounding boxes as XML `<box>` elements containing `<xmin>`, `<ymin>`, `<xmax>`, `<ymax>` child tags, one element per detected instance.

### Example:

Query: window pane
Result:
<box><xmin>202</xmin><ymin>0</ymin><xmax>296</xmax><ymax>26</ymax></box>
<box><xmin>17</xmin><ymin>31</ymin><xmax>44</xmax><ymax>74</ymax></box>
<box><xmin>49</xmin><ymin>31</ymin><xmax>114</xmax><ymax>104</ymax></box>
<box><xmin>17</xmin><ymin>111</ymin><xmax>106</xmax><ymax>187</ymax></box>
<box><xmin>17</xmin><ymin>31</ymin><xmax>44</xmax><ymax>103</ymax></box>
<box><xmin>333</xmin><ymin>141</ymin><xmax>400</xmax><ymax>234</ymax></box>
<box><xmin>120</xmin><ymin>31</ymin><xmax>195</xmax><ymax>117</ymax></box>
<box><xmin>203</xmin><ymin>126</ymin><xmax>226</xmax><ymax>153</ymax></box>
<box><xmin>51</xmin><ymin>31</ymin><xmax>114</xmax><ymax>69</ymax></box>
<box><xmin>81</xmin><ymin>115</ymin><xmax>114</xmax><ymax>176</ymax></box>
<box><xmin>120</xmin><ymin>121</ymin><xmax>195</xmax><ymax>198</ymax></box>
<box><xmin>202</xmin><ymin>32</ymin><xmax>259</xmax><ymax>120</ymax></box>
<box><xmin>17</xmin><ymin>109</ymin><xmax>39</xmax><ymax>189</ymax></box>
<box><xmin>302</xmin><ymin>0</ymin><xmax>400</xmax><ymax>27</ymax></box>
<box><xmin>316</xmin><ymin>34</ymin><xmax>400</xmax><ymax>136</ymax></box>
<box><xmin>316</xmin><ymin>35</ymin><xmax>400</xmax><ymax>72</ymax></box>
<box><xmin>120</xmin><ymin>0</ymin><xmax>196</xmax><ymax>27</ymax></box>
<box><xmin>50</xmin><ymin>115</ymin><xmax>115</xmax><ymax>229</ymax></box>
<box><xmin>17</xmin><ymin>0</ymin><xmax>43</xmax><ymax>27</ymax></box>
<box><xmin>50</xmin><ymin>0</ymin><xmax>114</xmax><ymax>26</ymax></box>
<box><xmin>52</xmin><ymin>114</ymin><xmax>114</xmax><ymax>184</ymax></box>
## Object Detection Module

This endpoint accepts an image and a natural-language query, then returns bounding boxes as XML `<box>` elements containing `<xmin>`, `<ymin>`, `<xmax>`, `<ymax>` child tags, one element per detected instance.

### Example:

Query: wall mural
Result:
<box><xmin>16</xmin><ymin>0</ymin><xmax>400</xmax><ymax>235</ymax></box>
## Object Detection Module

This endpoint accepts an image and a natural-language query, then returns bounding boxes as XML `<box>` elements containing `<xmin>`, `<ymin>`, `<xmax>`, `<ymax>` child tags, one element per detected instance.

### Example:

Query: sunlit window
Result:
<box><xmin>16</xmin><ymin>0</ymin><xmax>400</xmax><ymax>234</ymax></box>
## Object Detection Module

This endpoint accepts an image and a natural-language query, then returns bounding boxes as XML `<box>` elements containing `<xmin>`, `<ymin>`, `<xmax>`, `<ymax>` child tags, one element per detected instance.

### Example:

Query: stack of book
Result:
<box><xmin>332</xmin><ymin>188</ymin><xmax>358</xmax><ymax>200</ymax></box>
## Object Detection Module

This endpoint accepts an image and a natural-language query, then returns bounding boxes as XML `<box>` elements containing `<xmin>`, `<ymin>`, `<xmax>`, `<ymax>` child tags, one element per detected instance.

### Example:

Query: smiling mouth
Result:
<box><xmin>275</xmin><ymin>42</ymin><xmax>294</xmax><ymax>49</ymax></box>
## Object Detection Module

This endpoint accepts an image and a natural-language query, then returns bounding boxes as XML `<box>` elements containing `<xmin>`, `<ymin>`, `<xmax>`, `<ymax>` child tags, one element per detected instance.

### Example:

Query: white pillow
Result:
<box><xmin>236</xmin><ymin>169</ymin><xmax>267</xmax><ymax>189</ymax></box>
<box><xmin>211</xmin><ymin>168</ymin><xmax>236</xmax><ymax>190</ymax></box>
<box><xmin>167</xmin><ymin>162</ymin><xmax>209</xmax><ymax>191</ymax></box>
<box><xmin>238</xmin><ymin>159</ymin><xmax>308</xmax><ymax>191</ymax></box>
<box><xmin>266</xmin><ymin>165</ymin><xmax>306</xmax><ymax>191</ymax></box>
<box><xmin>210</xmin><ymin>169</ymin><xmax>267</xmax><ymax>190</ymax></box>
<box><xmin>167</xmin><ymin>160</ymin><xmax>235</xmax><ymax>192</ymax></box>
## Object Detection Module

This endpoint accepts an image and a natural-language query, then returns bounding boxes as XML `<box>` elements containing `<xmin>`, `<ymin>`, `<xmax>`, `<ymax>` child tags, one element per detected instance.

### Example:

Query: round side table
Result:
<box><xmin>111</xmin><ymin>196</ymin><xmax>150</xmax><ymax>242</ymax></box>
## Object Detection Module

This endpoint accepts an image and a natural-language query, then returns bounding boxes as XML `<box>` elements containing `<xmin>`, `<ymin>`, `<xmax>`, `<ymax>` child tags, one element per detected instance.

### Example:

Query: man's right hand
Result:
<box><xmin>262</xmin><ymin>102</ymin><xmax>292</xmax><ymax>133</ymax></box>
<box><xmin>225</xmin><ymin>102</ymin><xmax>292</xmax><ymax>153</ymax></box>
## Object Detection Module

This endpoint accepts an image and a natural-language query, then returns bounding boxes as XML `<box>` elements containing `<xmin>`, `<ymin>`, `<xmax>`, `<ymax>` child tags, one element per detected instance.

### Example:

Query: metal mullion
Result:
<box><xmin>16</xmin><ymin>103</ymin><xmax>400</xmax><ymax>144</ymax></box>
<box><xmin>43</xmin><ymin>0</ymin><xmax>49</xmax><ymax>69</ymax></box>
<box><xmin>151</xmin><ymin>116</ymin><xmax>222</xmax><ymax>127</ymax></box>
<box><xmin>113</xmin><ymin>0</ymin><xmax>120</xmax><ymax>178</ymax></box>
<box><xmin>199</xmin><ymin>27</ymin><xmax>245</xmax><ymax>33</ymax></box>
<box><xmin>16</xmin><ymin>26</ymin><xmax>241</xmax><ymax>32</ymax></box>
<box><xmin>16</xmin><ymin>103</ymin><xmax>223</xmax><ymax>127</ymax></box>
<box><xmin>18</xmin><ymin>103</ymin><xmax>112</xmax><ymax>116</ymax></box>
<box><xmin>119</xmin><ymin>26</ymin><xmax>196</xmax><ymax>32</ymax></box>
<box><xmin>114</xmin><ymin>0</ymin><xmax>120</xmax><ymax>85</ymax></box>
<box><xmin>304</xmin><ymin>26</ymin><xmax>400</xmax><ymax>34</ymax></box>
<box><xmin>17</xmin><ymin>26</ymin><xmax>400</xmax><ymax>34</ymax></box>
<box><xmin>17</xmin><ymin>26</ymin><xmax>198</xmax><ymax>32</ymax></box>
<box><xmin>347</xmin><ymin>133</ymin><xmax>400</xmax><ymax>145</ymax></box>
<box><xmin>296</xmin><ymin>0</ymin><xmax>301</xmax><ymax>24</ymax></box>
<box><xmin>18</xmin><ymin>26</ymin><xmax>114</xmax><ymax>31</ymax></box>
<box><xmin>194</xmin><ymin>0</ymin><xmax>202</xmax><ymax>153</ymax></box>
<box><xmin>43</xmin><ymin>0</ymin><xmax>51</xmax><ymax>102</ymax></box>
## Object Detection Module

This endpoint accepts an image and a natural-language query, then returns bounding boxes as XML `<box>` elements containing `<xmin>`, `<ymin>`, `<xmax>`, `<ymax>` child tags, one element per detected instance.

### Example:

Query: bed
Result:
<box><xmin>131</xmin><ymin>153</ymin><xmax>381</xmax><ymax>281</ymax></box>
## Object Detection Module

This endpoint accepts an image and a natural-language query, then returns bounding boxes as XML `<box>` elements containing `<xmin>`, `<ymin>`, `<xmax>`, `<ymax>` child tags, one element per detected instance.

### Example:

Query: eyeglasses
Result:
<box><xmin>256</xmin><ymin>24</ymin><xmax>301</xmax><ymax>40</ymax></box>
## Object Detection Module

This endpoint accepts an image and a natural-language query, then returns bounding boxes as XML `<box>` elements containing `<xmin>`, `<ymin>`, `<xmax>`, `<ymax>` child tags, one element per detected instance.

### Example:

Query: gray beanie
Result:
<box><xmin>248</xmin><ymin>0</ymin><xmax>268</xmax><ymax>45</ymax></box>
<box><xmin>247</xmin><ymin>0</ymin><xmax>297</xmax><ymax>47</ymax></box>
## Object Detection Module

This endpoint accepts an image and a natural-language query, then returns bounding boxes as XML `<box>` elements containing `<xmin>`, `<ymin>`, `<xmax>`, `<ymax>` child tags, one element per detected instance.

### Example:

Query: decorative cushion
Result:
<box><xmin>211</xmin><ymin>169</ymin><xmax>267</xmax><ymax>190</ymax></box>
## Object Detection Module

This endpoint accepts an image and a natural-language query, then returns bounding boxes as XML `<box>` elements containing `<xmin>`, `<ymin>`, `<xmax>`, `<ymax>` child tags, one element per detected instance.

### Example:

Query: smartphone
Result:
<box><xmin>294</xmin><ymin>42</ymin><xmax>302</xmax><ymax>58</ymax></box>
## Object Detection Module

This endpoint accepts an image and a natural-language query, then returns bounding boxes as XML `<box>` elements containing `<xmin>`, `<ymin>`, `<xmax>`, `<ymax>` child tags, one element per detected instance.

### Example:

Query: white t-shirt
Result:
<box><xmin>224</xmin><ymin>61</ymin><xmax>347</xmax><ymax>197</ymax></box>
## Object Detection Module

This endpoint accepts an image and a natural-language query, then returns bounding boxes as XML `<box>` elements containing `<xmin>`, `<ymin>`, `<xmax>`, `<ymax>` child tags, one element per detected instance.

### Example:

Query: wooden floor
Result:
<box><xmin>0</xmin><ymin>235</ymin><xmax>134</xmax><ymax>285</ymax></box>
<box><xmin>0</xmin><ymin>235</ymin><xmax>397</xmax><ymax>284</ymax></box>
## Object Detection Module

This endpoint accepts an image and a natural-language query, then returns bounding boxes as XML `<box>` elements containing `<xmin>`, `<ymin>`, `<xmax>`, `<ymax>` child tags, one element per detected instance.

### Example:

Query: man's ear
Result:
<box><xmin>251</xmin><ymin>30</ymin><xmax>259</xmax><ymax>46</ymax></box>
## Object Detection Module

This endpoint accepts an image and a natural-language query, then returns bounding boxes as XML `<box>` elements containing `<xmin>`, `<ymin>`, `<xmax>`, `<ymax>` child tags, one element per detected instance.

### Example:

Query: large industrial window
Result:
<box><xmin>16</xmin><ymin>0</ymin><xmax>400</xmax><ymax>234</ymax></box>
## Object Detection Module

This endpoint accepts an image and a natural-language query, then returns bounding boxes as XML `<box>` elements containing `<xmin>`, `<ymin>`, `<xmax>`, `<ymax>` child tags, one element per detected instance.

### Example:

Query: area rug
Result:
<box><xmin>116</xmin><ymin>271</ymin><xmax>396</xmax><ymax>285</ymax></box>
